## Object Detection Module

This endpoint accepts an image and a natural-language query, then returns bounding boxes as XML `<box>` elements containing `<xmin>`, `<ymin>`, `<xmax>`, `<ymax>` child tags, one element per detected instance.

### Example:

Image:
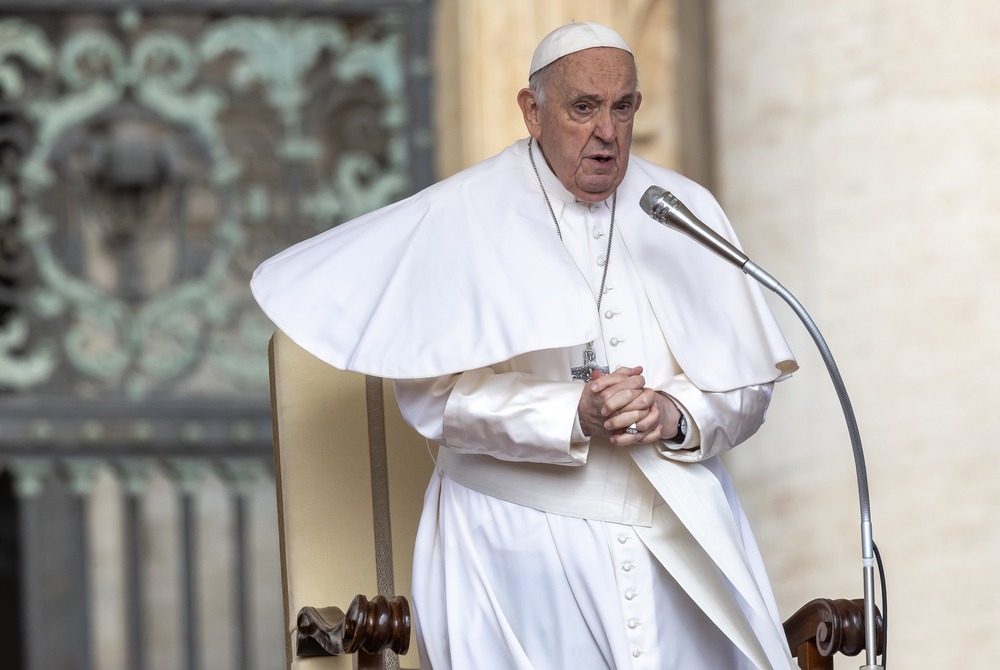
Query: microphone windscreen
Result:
<box><xmin>639</xmin><ymin>185</ymin><xmax>668</xmax><ymax>216</ymax></box>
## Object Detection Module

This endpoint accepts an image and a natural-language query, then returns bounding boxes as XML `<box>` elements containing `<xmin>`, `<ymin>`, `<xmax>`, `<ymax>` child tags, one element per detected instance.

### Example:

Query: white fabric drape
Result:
<box><xmin>251</xmin><ymin>140</ymin><xmax>796</xmax><ymax>390</ymax></box>
<box><xmin>412</xmin><ymin>472</ymin><xmax>755</xmax><ymax>670</ymax></box>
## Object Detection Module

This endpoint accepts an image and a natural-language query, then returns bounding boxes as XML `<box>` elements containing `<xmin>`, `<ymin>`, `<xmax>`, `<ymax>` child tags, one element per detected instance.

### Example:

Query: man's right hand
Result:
<box><xmin>578</xmin><ymin>366</ymin><xmax>660</xmax><ymax>445</ymax></box>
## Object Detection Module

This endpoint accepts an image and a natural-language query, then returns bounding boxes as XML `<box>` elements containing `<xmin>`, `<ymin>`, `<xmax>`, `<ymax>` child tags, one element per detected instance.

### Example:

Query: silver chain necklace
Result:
<box><xmin>528</xmin><ymin>137</ymin><xmax>616</xmax><ymax>381</ymax></box>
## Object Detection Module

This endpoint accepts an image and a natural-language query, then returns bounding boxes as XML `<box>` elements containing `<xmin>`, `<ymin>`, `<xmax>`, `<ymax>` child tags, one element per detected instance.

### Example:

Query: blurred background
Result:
<box><xmin>0</xmin><ymin>1</ymin><xmax>996</xmax><ymax>669</ymax></box>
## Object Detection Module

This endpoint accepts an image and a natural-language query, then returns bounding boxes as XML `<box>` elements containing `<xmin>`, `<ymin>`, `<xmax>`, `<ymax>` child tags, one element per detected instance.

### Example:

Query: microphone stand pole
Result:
<box><xmin>640</xmin><ymin>187</ymin><xmax>883</xmax><ymax>668</ymax></box>
<box><xmin>742</xmin><ymin>259</ymin><xmax>882</xmax><ymax>670</ymax></box>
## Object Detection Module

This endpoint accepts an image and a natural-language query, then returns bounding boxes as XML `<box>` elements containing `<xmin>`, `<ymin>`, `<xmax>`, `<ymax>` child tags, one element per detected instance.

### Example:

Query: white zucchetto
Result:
<box><xmin>529</xmin><ymin>21</ymin><xmax>633</xmax><ymax>78</ymax></box>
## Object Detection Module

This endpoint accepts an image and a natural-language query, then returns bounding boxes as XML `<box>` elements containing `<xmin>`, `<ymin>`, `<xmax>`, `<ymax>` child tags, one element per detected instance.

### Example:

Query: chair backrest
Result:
<box><xmin>269</xmin><ymin>329</ymin><xmax>433</xmax><ymax>669</ymax></box>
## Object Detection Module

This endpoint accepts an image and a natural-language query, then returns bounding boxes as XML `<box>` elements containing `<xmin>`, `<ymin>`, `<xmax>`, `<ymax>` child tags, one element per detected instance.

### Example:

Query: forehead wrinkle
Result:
<box><xmin>552</xmin><ymin>66</ymin><xmax>637</xmax><ymax>104</ymax></box>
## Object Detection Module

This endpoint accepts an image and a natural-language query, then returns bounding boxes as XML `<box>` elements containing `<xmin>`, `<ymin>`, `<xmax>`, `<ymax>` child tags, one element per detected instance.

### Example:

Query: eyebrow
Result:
<box><xmin>570</xmin><ymin>91</ymin><xmax>638</xmax><ymax>105</ymax></box>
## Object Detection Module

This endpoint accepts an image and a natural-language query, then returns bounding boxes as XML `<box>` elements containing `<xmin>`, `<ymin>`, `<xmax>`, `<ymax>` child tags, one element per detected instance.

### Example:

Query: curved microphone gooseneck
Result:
<box><xmin>639</xmin><ymin>185</ymin><xmax>884</xmax><ymax>670</ymax></box>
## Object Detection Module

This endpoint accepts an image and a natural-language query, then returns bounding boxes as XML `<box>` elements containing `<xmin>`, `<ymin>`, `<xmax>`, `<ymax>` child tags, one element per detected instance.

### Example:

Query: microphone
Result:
<box><xmin>639</xmin><ymin>185</ymin><xmax>885</xmax><ymax>669</ymax></box>
<box><xmin>639</xmin><ymin>185</ymin><xmax>749</xmax><ymax>269</ymax></box>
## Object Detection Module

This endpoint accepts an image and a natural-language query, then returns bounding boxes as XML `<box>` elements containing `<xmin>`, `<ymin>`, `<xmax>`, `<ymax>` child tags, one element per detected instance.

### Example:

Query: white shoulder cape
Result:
<box><xmin>251</xmin><ymin>139</ymin><xmax>796</xmax><ymax>390</ymax></box>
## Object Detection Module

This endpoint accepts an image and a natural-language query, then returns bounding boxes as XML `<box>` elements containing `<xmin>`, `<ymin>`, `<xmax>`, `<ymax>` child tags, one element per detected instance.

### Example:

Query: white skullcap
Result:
<box><xmin>529</xmin><ymin>22</ymin><xmax>633</xmax><ymax>78</ymax></box>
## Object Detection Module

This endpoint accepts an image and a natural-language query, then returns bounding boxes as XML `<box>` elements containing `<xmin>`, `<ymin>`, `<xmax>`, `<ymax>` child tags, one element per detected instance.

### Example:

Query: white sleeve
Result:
<box><xmin>655</xmin><ymin>374</ymin><xmax>774</xmax><ymax>462</ymax></box>
<box><xmin>393</xmin><ymin>368</ymin><xmax>590</xmax><ymax>466</ymax></box>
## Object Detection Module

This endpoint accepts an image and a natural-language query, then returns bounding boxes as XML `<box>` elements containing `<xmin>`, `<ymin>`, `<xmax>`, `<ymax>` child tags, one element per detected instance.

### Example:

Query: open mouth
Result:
<box><xmin>588</xmin><ymin>154</ymin><xmax>614</xmax><ymax>165</ymax></box>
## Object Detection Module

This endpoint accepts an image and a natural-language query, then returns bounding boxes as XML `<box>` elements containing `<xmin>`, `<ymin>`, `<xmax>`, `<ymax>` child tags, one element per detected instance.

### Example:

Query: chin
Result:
<box><xmin>577</xmin><ymin>181</ymin><xmax>618</xmax><ymax>200</ymax></box>
<box><xmin>574</xmin><ymin>189</ymin><xmax>614</xmax><ymax>203</ymax></box>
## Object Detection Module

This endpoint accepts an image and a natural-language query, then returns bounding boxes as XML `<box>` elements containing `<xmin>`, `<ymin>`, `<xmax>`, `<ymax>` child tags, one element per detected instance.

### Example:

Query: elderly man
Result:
<box><xmin>253</xmin><ymin>22</ymin><xmax>797</xmax><ymax>670</ymax></box>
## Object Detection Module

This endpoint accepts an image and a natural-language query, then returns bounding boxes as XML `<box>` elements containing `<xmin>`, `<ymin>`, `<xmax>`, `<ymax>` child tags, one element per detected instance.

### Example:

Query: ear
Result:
<box><xmin>517</xmin><ymin>88</ymin><xmax>542</xmax><ymax>139</ymax></box>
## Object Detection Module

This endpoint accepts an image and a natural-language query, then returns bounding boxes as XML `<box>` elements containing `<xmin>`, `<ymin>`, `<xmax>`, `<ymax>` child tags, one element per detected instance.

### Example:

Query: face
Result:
<box><xmin>518</xmin><ymin>47</ymin><xmax>641</xmax><ymax>202</ymax></box>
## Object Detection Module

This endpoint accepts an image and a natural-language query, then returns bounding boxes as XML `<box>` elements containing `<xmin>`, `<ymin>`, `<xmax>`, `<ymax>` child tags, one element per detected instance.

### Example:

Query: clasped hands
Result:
<box><xmin>577</xmin><ymin>366</ymin><xmax>682</xmax><ymax>446</ymax></box>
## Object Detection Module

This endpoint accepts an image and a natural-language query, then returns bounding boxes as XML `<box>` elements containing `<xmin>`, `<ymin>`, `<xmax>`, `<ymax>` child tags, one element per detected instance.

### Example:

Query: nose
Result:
<box><xmin>593</xmin><ymin>107</ymin><xmax>617</xmax><ymax>143</ymax></box>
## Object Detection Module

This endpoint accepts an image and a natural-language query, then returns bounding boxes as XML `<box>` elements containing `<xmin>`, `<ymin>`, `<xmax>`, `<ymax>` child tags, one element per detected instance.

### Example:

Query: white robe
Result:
<box><xmin>251</xmin><ymin>139</ymin><xmax>799</xmax><ymax>668</ymax></box>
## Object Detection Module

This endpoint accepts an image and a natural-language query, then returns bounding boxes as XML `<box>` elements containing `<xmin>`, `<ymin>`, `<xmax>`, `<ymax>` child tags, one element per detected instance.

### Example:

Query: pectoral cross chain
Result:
<box><xmin>528</xmin><ymin>139</ymin><xmax>617</xmax><ymax>385</ymax></box>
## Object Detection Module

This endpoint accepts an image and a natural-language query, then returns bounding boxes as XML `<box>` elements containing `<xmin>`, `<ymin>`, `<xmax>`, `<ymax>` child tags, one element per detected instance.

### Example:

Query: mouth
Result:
<box><xmin>586</xmin><ymin>153</ymin><xmax>616</xmax><ymax>166</ymax></box>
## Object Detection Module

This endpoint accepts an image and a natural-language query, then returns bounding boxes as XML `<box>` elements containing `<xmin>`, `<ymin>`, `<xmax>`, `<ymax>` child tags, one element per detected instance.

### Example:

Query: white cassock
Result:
<box><xmin>252</xmin><ymin>139</ymin><xmax>799</xmax><ymax>669</ymax></box>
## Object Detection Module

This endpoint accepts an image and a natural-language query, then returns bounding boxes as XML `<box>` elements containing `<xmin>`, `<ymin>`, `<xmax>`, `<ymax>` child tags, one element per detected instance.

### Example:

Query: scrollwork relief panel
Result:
<box><xmin>0</xmin><ymin>5</ymin><xmax>430</xmax><ymax>413</ymax></box>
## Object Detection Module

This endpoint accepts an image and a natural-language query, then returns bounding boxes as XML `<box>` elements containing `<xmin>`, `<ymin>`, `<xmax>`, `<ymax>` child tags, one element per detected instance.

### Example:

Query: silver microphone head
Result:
<box><xmin>639</xmin><ymin>185</ymin><xmax>670</xmax><ymax>218</ymax></box>
<box><xmin>639</xmin><ymin>185</ymin><xmax>750</xmax><ymax>269</ymax></box>
<box><xmin>640</xmin><ymin>185</ymin><xmax>695</xmax><ymax>231</ymax></box>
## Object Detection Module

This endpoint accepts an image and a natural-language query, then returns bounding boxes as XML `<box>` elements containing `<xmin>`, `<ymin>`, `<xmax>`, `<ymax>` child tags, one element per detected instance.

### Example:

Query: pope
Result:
<box><xmin>253</xmin><ymin>21</ymin><xmax>798</xmax><ymax>670</ymax></box>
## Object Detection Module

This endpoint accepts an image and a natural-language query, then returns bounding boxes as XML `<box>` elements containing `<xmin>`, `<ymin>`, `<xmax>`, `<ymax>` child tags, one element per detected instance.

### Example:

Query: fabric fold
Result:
<box><xmin>251</xmin><ymin>139</ymin><xmax>796</xmax><ymax>390</ymax></box>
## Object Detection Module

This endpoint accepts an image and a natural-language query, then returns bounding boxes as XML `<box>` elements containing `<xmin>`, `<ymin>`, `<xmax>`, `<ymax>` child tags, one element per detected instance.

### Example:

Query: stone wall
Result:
<box><xmin>714</xmin><ymin>3</ymin><xmax>1000</xmax><ymax>667</ymax></box>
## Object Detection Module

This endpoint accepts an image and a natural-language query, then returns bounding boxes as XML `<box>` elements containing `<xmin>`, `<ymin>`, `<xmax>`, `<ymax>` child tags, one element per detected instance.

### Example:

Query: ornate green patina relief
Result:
<box><xmin>0</xmin><ymin>6</ymin><xmax>427</xmax><ymax>406</ymax></box>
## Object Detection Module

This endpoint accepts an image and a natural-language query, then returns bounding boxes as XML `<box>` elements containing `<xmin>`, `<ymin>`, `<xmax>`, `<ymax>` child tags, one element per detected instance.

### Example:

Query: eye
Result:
<box><xmin>614</xmin><ymin>101</ymin><xmax>635</xmax><ymax>119</ymax></box>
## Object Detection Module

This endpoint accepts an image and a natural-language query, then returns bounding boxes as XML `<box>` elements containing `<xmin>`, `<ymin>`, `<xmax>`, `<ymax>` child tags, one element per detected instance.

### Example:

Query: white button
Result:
<box><xmin>610</xmin><ymin>337</ymin><xmax>623</xmax><ymax>346</ymax></box>
<box><xmin>632</xmin><ymin>649</ymin><xmax>645</xmax><ymax>658</ymax></box>
<box><xmin>621</xmin><ymin>562</ymin><xmax>635</xmax><ymax>572</ymax></box>
<box><xmin>628</xmin><ymin>618</ymin><xmax>642</xmax><ymax>629</ymax></box>
<box><xmin>593</xmin><ymin>229</ymin><xmax>604</xmax><ymax>239</ymax></box>
<box><xmin>624</xmin><ymin>590</ymin><xmax>638</xmax><ymax>600</ymax></box>
<box><xmin>617</xmin><ymin>534</ymin><xmax>629</xmax><ymax>544</ymax></box>
<box><xmin>597</xmin><ymin>256</ymin><xmax>606</xmax><ymax>267</ymax></box>
<box><xmin>604</xmin><ymin>310</ymin><xmax>619</xmax><ymax>320</ymax></box>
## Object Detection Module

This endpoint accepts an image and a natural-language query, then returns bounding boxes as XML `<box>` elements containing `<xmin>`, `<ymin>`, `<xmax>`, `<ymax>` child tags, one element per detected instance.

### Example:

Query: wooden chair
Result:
<box><xmin>783</xmin><ymin>597</ymin><xmax>884</xmax><ymax>669</ymax></box>
<box><xmin>269</xmin><ymin>329</ymin><xmax>432</xmax><ymax>669</ymax></box>
<box><xmin>270</xmin><ymin>328</ymin><xmax>883</xmax><ymax>669</ymax></box>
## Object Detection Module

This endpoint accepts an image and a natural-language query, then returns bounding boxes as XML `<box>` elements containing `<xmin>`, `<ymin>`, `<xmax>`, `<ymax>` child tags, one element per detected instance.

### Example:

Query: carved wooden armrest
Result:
<box><xmin>296</xmin><ymin>594</ymin><xmax>410</xmax><ymax>657</ymax></box>
<box><xmin>783</xmin><ymin>598</ymin><xmax>883</xmax><ymax>670</ymax></box>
